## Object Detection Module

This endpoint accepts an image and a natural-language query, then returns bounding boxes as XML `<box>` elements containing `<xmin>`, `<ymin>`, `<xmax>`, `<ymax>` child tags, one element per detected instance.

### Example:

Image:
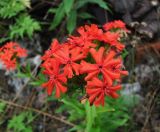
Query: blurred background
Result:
<box><xmin>0</xmin><ymin>0</ymin><xmax>160</xmax><ymax>131</ymax></box>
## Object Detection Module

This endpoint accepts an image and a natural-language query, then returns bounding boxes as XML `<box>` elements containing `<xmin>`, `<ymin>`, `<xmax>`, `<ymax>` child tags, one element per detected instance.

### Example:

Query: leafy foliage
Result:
<box><xmin>0</xmin><ymin>102</ymin><xmax>6</xmax><ymax>113</ymax></box>
<box><xmin>55</xmin><ymin>92</ymin><xmax>138</xmax><ymax>132</ymax></box>
<box><xmin>75</xmin><ymin>0</ymin><xmax>110</xmax><ymax>10</ymax></box>
<box><xmin>49</xmin><ymin>0</ymin><xmax>110</xmax><ymax>33</ymax></box>
<box><xmin>0</xmin><ymin>0</ymin><xmax>29</xmax><ymax>18</ymax></box>
<box><xmin>50</xmin><ymin>2</ymin><xmax>66</xmax><ymax>30</ymax></box>
<box><xmin>9</xmin><ymin>14</ymin><xmax>41</xmax><ymax>39</ymax></box>
<box><xmin>0</xmin><ymin>0</ymin><xmax>40</xmax><ymax>42</ymax></box>
<box><xmin>0</xmin><ymin>0</ymin><xmax>110</xmax><ymax>42</ymax></box>
<box><xmin>67</xmin><ymin>10</ymin><xmax>77</xmax><ymax>34</ymax></box>
<box><xmin>8</xmin><ymin>111</ymin><xmax>33</xmax><ymax>132</ymax></box>
<box><xmin>0</xmin><ymin>1</ymin><xmax>135</xmax><ymax>131</ymax></box>
<box><xmin>30</xmin><ymin>71</ymin><xmax>47</xmax><ymax>86</ymax></box>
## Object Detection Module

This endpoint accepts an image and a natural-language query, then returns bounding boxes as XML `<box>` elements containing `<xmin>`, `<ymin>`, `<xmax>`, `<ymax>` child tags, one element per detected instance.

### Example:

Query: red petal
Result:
<box><xmin>50</xmin><ymin>39</ymin><xmax>60</xmax><ymax>52</ymax></box>
<box><xmin>104</xmin><ymin>50</ymin><xmax>116</xmax><ymax>62</ymax></box>
<box><xmin>71</xmin><ymin>48</ymin><xmax>85</xmax><ymax>61</ymax></box>
<box><xmin>104</xmin><ymin>69</ymin><xmax>120</xmax><ymax>79</ymax></box>
<box><xmin>42</xmin><ymin>80</ymin><xmax>55</xmax><ymax>96</ymax></box>
<box><xmin>85</xmin><ymin>70</ymin><xmax>99</xmax><ymax>81</ymax></box>
<box><xmin>87</xmin><ymin>77</ymin><xmax>103</xmax><ymax>87</ymax></box>
<box><xmin>55</xmin><ymin>84</ymin><xmax>61</xmax><ymax>98</ymax></box>
<box><xmin>88</xmin><ymin>92</ymin><xmax>101</xmax><ymax>104</ymax></box>
<box><xmin>56</xmin><ymin>45</ymin><xmax>69</xmax><ymax>60</ymax></box>
<box><xmin>109</xmin><ymin>92</ymin><xmax>119</xmax><ymax>98</ymax></box>
<box><xmin>94</xmin><ymin>93</ymin><xmax>105</xmax><ymax>106</ymax></box>
<box><xmin>87</xmin><ymin>88</ymin><xmax>101</xmax><ymax>94</ymax></box>
<box><xmin>115</xmin><ymin>42</ymin><xmax>125</xmax><ymax>51</ymax></box>
<box><xmin>64</xmin><ymin>65</ymin><xmax>74</xmax><ymax>78</ymax></box>
<box><xmin>56</xmin><ymin>82</ymin><xmax>67</xmax><ymax>93</ymax></box>
<box><xmin>101</xmin><ymin>70</ymin><xmax>113</xmax><ymax>86</ymax></box>
<box><xmin>72</xmin><ymin>62</ymin><xmax>80</xmax><ymax>75</ymax></box>
<box><xmin>104</xmin><ymin>59</ymin><xmax>121</xmax><ymax>67</ymax></box>
<box><xmin>90</xmin><ymin>47</ymin><xmax>105</xmax><ymax>64</ymax></box>
<box><xmin>80</xmin><ymin>60</ymin><xmax>97</xmax><ymax>74</ymax></box>
<box><xmin>120</xmin><ymin>70</ymin><xmax>128</xmax><ymax>75</ymax></box>
<box><xmin>111</xmin><ymin>85</ymin><xmax>121</xmax><ymax>90</ymax></box>
<box><xmin>58</xmin><ymin>74</ymin><xmax>67</xmax><ymax>83</ymax></box>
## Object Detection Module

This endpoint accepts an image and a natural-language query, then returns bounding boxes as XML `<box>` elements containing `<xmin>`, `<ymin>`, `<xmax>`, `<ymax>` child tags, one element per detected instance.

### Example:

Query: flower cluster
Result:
<box><xmin>103</xmin><ymin>20</ymin><xmax>128</xmax><ymax>32</ymax></box>
<box><xmin>41</xmin><ymin>20</ymin><xmax>128</xmax><ymax>106</ymax></box>
<box><xmin>0</xmin><ymin>42</ymin><xmax>27</xmax><ymax>70</ymax></box>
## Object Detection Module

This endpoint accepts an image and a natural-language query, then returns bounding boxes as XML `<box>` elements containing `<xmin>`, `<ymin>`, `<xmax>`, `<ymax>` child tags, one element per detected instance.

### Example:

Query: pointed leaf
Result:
<box><xmin>64</xmin><ymin>0</ymin><xmax>74</xmax><ymax>14</ymax></box>
<box><xmin>50</xmin><ymin>3</ymin><xmax>65</xmax><ymax>30</ymax></box>
<box><xmin>67</xmin><ymin>10</ymin><xmax>77</xmax><ymax>34</ymax></box>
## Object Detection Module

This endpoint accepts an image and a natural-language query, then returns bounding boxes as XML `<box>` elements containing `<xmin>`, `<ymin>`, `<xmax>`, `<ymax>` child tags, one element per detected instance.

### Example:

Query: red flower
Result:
<box><xmin>86</xmin><ymin>77</ymin><xmax>121</xmax><ymax>106</ymax></box>
<box><xmin>68</xmin><ymin>26</ymin><xmax>97</xmax><ymax>54</ymax></box>
<box><xmin>84</xmin><ymin>24</ymin><xmax>103</xmax><ymax>40</ymax></box>
<box><xmin>102</xmin><ymin>32</ymin><xmax>125</xmax><ymax>51</ymax></box>
<box><xmin>41</xmin><ymin>39</ymin><xmax>61</xmax><ymax>60</ymax></box>
<box><xmin>0</xmin><ymin>50</ymin><xmax>17</xmax><ymax>69</ymax></box>
<box><xmin>0</xmin><ymin>42</ymin><xmax>27</xmax><ymax>70</ymax></box>
<box><xmin>103</xmin><ymin>20</ymin><xmax>128</xmax><ymax>31</ymax></box>
<box><xmin>42</xmin><ymin>59</ymin><xmax>67</xmax><ymax>98</ymax></box>
<box><xmin>80</xmin><ymin>47</ymin><xmax>126</xmax><ymax>85</ymax></box>
<box><xmin>55</xmin><ymin>45</ymin><xmax>85</xmax><ymax>78</ymax></box>
<box><xmin>40</xmin><ymin>21</ymin><xmax>129</xmax><ymax>106</ymax></box>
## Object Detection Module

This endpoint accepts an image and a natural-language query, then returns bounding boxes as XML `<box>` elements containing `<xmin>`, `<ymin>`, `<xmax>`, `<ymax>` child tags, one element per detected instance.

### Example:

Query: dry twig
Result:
<box><xmin>0</xmin><ymin>98</ymin><xmax>76</xmax><ymax>127</ymax></box>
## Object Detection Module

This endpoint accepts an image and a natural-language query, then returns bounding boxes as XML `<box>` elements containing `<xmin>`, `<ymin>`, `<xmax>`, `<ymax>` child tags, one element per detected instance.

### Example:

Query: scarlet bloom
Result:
<box><xmin>40</xmin><ymin>21</ymin><xmax>129</xmax><ymax>106</ymax></box>
<box><xmin>84</xmin><ymin>24</ymin><xmax>103</xmax><ymax>40</ymax></box>
<box><xmin>68</xmin><ymin>26</ymin><xmax>97</xmax><ymax>54</ymax></box>
<box><xmin>102</xmin><ymin>32</ymin><xmax>125</xmax><ymax>51</ymax></box>
<box><xmin>42</xmin><ymin>59</ymin><xmax>67</xmax><ymax>98</ymax></box>
<box><xmin>103</xmin><ymin>20</ymin><xmax>127</xmax><ymax>31</ymax></box>
<box><xmin>80</xmin><ymin>47</ymin><xmax>127</xmax><ymax>85</ymax></box>
<box><xmin>86</xmin><ymin>77</ymin><xmax>121</xmax><ymax>106</ymax></box>
<box><xmin>0</xmin><ymin>42</ymin><xmax>27</xmax><ymax>70</ymax></box>
<box><xmin>55</xmin><ymin>45</ymin><xmax>85</xmax><ymax>78</ymax></box>
<box><xmin>41</xmin><ymin>39</ymin><xmax>61</xmax><ymax>60</ymax></box>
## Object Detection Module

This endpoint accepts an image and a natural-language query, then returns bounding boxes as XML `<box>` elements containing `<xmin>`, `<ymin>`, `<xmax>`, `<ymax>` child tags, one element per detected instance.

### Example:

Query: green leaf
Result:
<box><xmin>8</xmin><ymin>112</ymin><xmax>33</xmax><ymax>131</ymax></box>
<box><xmin>0</xmin><ymin>102</ymin><xmax>6</xmax><ymax>113</ymax></box>
<box><xmin>96</xmin><ymin>106</ymin><xmax>115</xmax><ymax>114</ymax></box>
<box><xmin>0</xmin><ymin>37</ymin><xmax>9</xmax><ymax>43</ymax></box>
<box><xmin>8</xmin><ymin>113</ymin><xmax>26</xmax><ymax>131</ymax></box>
<box><xmin>20</xmin><ymin>0</ymin><xmax>31</xmax><ymax>8</ymax></box>
<box><xmin>0</xmin><ymin>0</ymin><xmax>26</xmax><ymax>18</ymax></box>
<box><xmin>75</xmin><ymin>0</ymin><xmax>89</xmax><ymax>9</ymax></box>
<box><xmin>29</xmin><ymin>81</ymin><xmax>42</xmax><ymax>86</ymax></box>
<box><xmin>47</xmin><ymin>8</ymin><xmax>57</xmax><ymax>14</ymax></box>
<box><xmin>85</xmin><ymin>101</ymin><xmax>97</xmax><ymax>132</ymax></box>
<box><xmin>9</xmin><ymin>14</ymin><xmax>41</xmax><ymax>39</ymax></box>
<box><xmin>63</xmin><ymin>0</ymin><xmax>74</xmax><ymax>14</ymax></box>
<box><xmin>90</xmin><ymin>0</ymin><xmax>110</xmax><ymax>10</ymax></box>
<box><xmin>78</xmin><ymin>12</ymin><xmax>95</xmax><ymax>19</ymax></box>
<box><xmin>76</xmin><ymin>0</ymin><xmax>110</xmax><ymax>11</ymax></box>
<box><xmin>16</xmin><ymin>72</ymin><xmax>30</xmax><ymax>78</ymax></box>
<box><xmin>67</xmin><ymin>10</ymin><xmax>77</xmax><ymax>34</ymax></box>
<box><xmin>62</xmin><ymin>98</ymin><xmax>83</xmax><ymax>115</ymax></box>
<box><xmin>122</xmin><ymin>49</ymin><xmax>128</xmax><ymax>59</ymax></box>
<box><xmin>30</xmin><ymin>70</ymin><xmax>47</xmax><ymax>86</ymax></box>
<box><xmin>16</xmin><ymin>63</ymin><xmax>32</xmax><ymax>78</ymax></box>
<box><xmin>50</xmin><ymin>3</ymin><xmax>65</xmax><ymax>30</ymax></box>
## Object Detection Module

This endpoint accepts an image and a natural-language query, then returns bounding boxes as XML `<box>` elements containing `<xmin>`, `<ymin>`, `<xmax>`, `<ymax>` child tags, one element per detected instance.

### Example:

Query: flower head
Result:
<box><xmin>55</xmin><ymin>44</ymin><xmax>85</xmax><ymax>78</ymax></box>
<box><xmin>0</xmin><ymin>42</ymin><xmax>27</xmax><ymax>70</ymax></box>
<box><xmin>42</xmin><ymin>59</ymin><xmax>67</xmax><ymax>98</ymax></box>
<box><xmin>41</xmin><ymin>39</ymin><xmax>61</xmax><ymax>60</ymax></box>
<box><xmin>41</xmin><ymin>21</ymin><xmax>128</xmax><ymax>106</ymax></box>
<box><xmin>102</xmin><ymin>32</ymin><xmax>125</xmax><ymax>51</ymax></box>
<box><xmin>103</xmin><ymin>20</ymin><xmax>128</xmax><ymax>31</ymax></box>
<box><xmin>80</xmin><ymin>47</ymin><xmax>126</xmax><ymax>85</ymax></box>
<box><xmin>86</xmin><ymin>77</ymin><xmax>121</xmax><ymax>106</ymax></box>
